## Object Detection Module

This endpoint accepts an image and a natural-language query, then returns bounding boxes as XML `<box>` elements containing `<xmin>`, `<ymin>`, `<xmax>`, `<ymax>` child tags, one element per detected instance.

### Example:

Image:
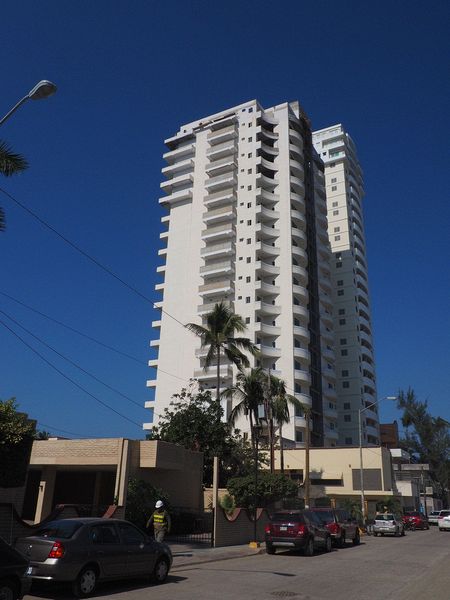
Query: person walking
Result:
<box><xmin>147</xmin><ymin>500</ymin><xmax>171</xmax><ymax>543</ymax></box>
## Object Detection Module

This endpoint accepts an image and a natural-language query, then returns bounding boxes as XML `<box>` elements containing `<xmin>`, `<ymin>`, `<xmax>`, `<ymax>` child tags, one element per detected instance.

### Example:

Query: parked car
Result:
<box><xmin>402</xmin><ymin>511</ymin><xmax>429</xmax><ymax>530</ymax></box>
<box><xmin>438</xmin><ymin>512</ymin><xmax>450</xmax><ymax>532</ymax></box>
<box><xmin>0</xmin><ymin>536</ymin><xmax>31</xmax><ymax>600</ymax></box>
<box><xmin>372</xmin><ymin>514</ymin><xmax>405</xmax><ymax>537</ymax></box>
<box><xmin>15</xmin><ymin>518</ymin><xmax>172</xmax><ymax>597</ymax></box>
<box><xmin>427</xmin><ymin>510</ymin><xmax>442</xmax><ymax>526</ymax></box>
<box><xmin>311</xmin><ymin>508</ymin><xmax>360</xmax><ymax>546</ymax></box>
<box><xmin>265</xmin><ymin>510</ymin><xmax>332</xmax><ymax>555</ymax></box>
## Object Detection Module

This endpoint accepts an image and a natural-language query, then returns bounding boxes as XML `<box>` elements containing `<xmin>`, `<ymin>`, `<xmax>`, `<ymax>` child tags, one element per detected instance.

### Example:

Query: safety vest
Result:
<box><xmin>153</xmin><ymin>511</ymin><xmax>167</xmax><ymax>527</ymax></box>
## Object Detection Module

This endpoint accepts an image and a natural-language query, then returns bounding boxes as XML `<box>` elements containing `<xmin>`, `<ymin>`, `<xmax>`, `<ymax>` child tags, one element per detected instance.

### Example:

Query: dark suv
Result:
<box><xmin>264</xmin><ymin>510</ymin><xmax>332</xmax><ymax>555</ymax></box>
<box><xmin>0</xmin><ymin>536</ymin><xmax>31</xmax><ymax>600</ymax></box>
<box><xmin>311</xmin><ymin>508</ymin><xmax>360</xmax><ymax>547</ymax></box>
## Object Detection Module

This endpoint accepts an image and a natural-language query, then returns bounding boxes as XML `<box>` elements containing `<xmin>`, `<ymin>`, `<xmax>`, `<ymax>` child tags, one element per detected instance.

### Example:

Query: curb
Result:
<box><xmin>171</xmin><ymin>547</ymin><xmax>265</xmax><ymax>570</ymax></box>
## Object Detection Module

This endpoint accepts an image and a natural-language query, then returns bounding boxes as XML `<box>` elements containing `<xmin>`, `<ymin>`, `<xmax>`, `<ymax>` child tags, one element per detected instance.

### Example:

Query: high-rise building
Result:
<box><xmin>312</xmin><ymin>125</ymin><xmax>379</xmax><ymax>445</ymax></box>
<box><xmin>146</xmin><ymin>99</ymin><xmax>339</xmax><ymax>448</ymax></box>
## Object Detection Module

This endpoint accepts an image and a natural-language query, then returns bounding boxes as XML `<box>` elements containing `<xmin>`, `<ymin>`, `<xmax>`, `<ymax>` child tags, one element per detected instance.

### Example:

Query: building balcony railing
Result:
<box><xmin>204</xmin><ymin>172</ymin><xmax>237</xmax><ymax>192</ymax></box>
<box><xmin>198</xmin><ymin>279</ymin><xmax>234</xmax><ymax>296</ymax></box>
<box><xmin>255</xmin><ymin>260</ymin><xmax>280</xmax><ymax>277</ymax></box>
<box><xmin>292</xmin><ymin>303</ymin><xmax>308</xmax><ymax>321</ymax></box>
<box><xmin>256</xmin><ymin>222</ymin><xmax>280</xmax><ymax>240</ymax></box>
<box><xmin>254</xmin><ymin>322</ymin><xmax>281</xmax><ymax>337</ymax></box>
<box><xmin>293</xmin><ymin>324</ymin><xmax>310</xmax><ymax>342</ymax></box>
<box><xmin>201</xmin><ymin>222</ymin><xmax>235</xmax><ymax>242</ymax></box>
<box><xmin>255</xmin><ymin>280</ymin><xmax>280</xmax><ymax>296</ymax></box>
<box><xmin>159</xmin><ymin>187</ymin><xmax>193</xmax><ymax>207</ymax></box>
<box><xmin>200</xmin><ymin>241</ymin><xmax>234</xmax><ymax>259</ymax></box>
<box><xmin>207</xmin><ymin>124</ymin><xmax>237</xmax><ymax>145</ymax></box>
<box><xmin>163</xmin><ymin>143</ymin><xmax>195</xmax><ymax>163</ymax></box>
<box><xmin>200</xmin><ymin>260</ymin><xmax>234</xmax><ymax>278</ymax></box>
<box><xmin>293</xmin><ymin>346</ymin><xmax>310</xmax><ymax>362</ymax></box>
<box><xmin>193</xmin><ymin>365</ymin><xmax>233</xmax><ymax>381</ymax></box>
<box><xmin>204</xmin><ymin>188</ymin><xmax>236</xmax><ymax>208</ymax></box>
<box><xmin>161</xmin><ymin>158</ymin><xmax>194</xmax><ymax>177</ymax></box>
<box><xmin>294</xmin><ymin>369</ymin><xmax>311</xmax><ymax>385</ymax></box>
<box><xmin>202</xmin><ymin>205</ymin><xmax>235</xmax><ymax>224</ymax></box>
<box><xmin>255</xmin><ymin>240</ymin><xmax>280</xmax><ymax>258</ymax></box>
<box><xmin>256</xmin><ymin>204</ymin><xmax>280</xmax><ymax>222</ymax></box>
<box><xmin>254</xmin><ymin>301</ymin><xmax>281</xmax><ymax>316</ymax></box>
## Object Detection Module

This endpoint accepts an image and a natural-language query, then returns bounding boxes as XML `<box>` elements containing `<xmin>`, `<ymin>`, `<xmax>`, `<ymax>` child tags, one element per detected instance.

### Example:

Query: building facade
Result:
<box><xmin>148</xmin><ymin>100</ymin><xmax>339</xmax><ymax>447</ymax></box>
<box><xmin>312</xmin><ymin>126</ymin><xmax>379</xmax><ymax>445</ymax></box>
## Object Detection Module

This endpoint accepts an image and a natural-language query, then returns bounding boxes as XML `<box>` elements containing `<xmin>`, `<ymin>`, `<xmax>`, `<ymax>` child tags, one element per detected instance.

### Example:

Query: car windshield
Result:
<box><xmin>375</xmin><ymin>514</ymin><xmax>395</xmax><ymax>521</ymax></box>
<box><xmin>271</xmin><ymin>513</ymin><xmax>304</xmax><ymax>523</ymax></box>
<box><xmin>429</xmin><ymin>512</ymin><xmax>440</xmax><ymax>516</ymax></box>
<box><xmin>439</xmin><ymin>511</ymin><xmax>450</xmax><ymax>517</ymax></box>
<box><xmin>313</xmin><ymin>510</ymin><xmax>334</xmax><ymax>524</ymax></box>
<box><xmin>36</xmin><ymin>520</ymin><xmax>83</xmax><ymax>539</ymax></box>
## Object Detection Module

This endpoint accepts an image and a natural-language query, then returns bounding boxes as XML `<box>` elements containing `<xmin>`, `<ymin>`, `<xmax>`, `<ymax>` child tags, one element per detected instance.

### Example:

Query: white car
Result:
<box><xmin>438</xmin><ymin>512</ymin><xmax>450</xmax><ymax>531</ymax></box>
<box><xmin>427</xmin><ymin>510</ymin><xmax>441</xmax><ymax>525</ymax></box>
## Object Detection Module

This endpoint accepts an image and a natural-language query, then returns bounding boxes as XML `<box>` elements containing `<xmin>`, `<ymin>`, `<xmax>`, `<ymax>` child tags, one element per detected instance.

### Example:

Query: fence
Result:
<box><xmin>166</xmin><ymin>508</ymin><xmax>214</xmax><ymax>546</ymax></box>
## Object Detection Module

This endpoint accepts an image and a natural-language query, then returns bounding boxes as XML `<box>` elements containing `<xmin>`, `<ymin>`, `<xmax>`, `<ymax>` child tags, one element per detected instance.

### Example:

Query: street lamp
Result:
<box><xmin>0</xmin><ymin>80</ymin><xmax>57</xmax><ymax>126</ymax></box>
<box><xmin>359</xmin><ymin>395</ymin><xmax>396</xmax><ymax>522</ymax></box>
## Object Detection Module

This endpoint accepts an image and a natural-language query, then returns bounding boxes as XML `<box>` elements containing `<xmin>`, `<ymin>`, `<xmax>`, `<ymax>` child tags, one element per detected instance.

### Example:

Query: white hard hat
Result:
<box><xmin>155</xmin><ymin>500</ymin><xmax>163</xmax><ymax>509</ymax></box>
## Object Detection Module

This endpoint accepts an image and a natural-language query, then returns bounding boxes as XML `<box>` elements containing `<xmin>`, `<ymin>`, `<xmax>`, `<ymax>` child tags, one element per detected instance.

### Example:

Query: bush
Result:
<box><xmin>219</xmin><ymin>493</ymin><xmax>236</xmax><ymax>515</ymax></box>
<box><xmin>125</xmin><ymin>478</ymin><xmax>168</xmax><ymax>531</ymax></box>
<box><xmin>227</xmin><ymin>472</ymin><xmax>298</xmax><ymax>509</ymax></box>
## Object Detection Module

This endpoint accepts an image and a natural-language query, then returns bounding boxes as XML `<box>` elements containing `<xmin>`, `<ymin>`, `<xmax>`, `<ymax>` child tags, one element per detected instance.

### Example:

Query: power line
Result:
<box><xmin>36</xmin><ymin>422</ymin><xmax>88</xmax><ymax>438</ymax></box>
<box><xmin>0</xmin><ymin>290</ymin><xmax>146</xmax><ymax>365</ymax></box>
<box><xmin>0</xmin><ymin>319</ymin><xmax>142</xmax><ymax>429</ymax></box>
<box><xmin>0</xmin><ymin>186</ymin><xmax>185</xmax><ymax>328</ymax></box>
<box><xmin>0</xmin><ymin>308</ymin><xmax>146</xmax><ymax>411</ymax></box>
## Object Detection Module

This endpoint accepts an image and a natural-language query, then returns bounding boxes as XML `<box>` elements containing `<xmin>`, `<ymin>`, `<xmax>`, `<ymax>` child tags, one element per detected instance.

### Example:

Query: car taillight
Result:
<box><xmin>295</xmin><ymin>524</ymin><xmax>306</xmax><ymax>537</ymax></box>
<box><xmin>328</xmin><ymin>523</ymin><xmax>340</xmax><ymax>535</ymax></box>
<box><xmin>48</xmin><ymin>541</ymin><xmax>65</xmax><ymax>559</ymax></box>
<box><xmin>265</xmin><ymin>524</ymin><xmax>272</xmax><ymax>534</ymax></box>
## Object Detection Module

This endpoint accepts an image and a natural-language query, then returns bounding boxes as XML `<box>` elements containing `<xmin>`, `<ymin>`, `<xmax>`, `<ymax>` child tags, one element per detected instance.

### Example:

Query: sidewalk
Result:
<box><xmin>169</xmin><ymin>541</ymin><xmax>265</xmax><ymax>570</ymax></box>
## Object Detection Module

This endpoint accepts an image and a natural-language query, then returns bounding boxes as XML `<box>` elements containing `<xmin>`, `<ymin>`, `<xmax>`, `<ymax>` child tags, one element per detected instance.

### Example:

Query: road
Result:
<box><xmin>26</xmin><ymin>528</ymin><xmax>450</xmax><ymax>600</ymax></box>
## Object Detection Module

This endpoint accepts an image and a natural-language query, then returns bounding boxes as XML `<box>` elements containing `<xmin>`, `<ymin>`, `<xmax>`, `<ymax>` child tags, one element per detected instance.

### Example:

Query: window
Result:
<box><xmin>295</xmin><ymin>430</ymin><xmax>303</xmax><ymax>443</ymax></box>
<box><xmin>248</xmin><ymin>137</ymin><xmax>252</xmax><ymax>142</ymax></box>
<box><xmin>248</xmin><ymin>152</ymin><xmax>252</xmax><ymax>158</ymax></box>
<box><xmin>247</xmin><ymin>220</ymin><xmax>252</xmax><ymax>226</ymax></box>
<box><xmin>345</xmin><ymin>437</ymin><xmax>353</xmax><ymax>445</ymax></box>
<box><xmin>339</xmin><ymin>318</ymin><xmax>346</xmax><ymax>325</ymax></box>
<box><xmin>248</xmin><ymin>185</ymin><xmax>252</xmax><ymax>191</ymax></box>
<box><xmin>337</xmin><ymin>279</ymin><xmax>343</xmax><ymax>286</ymax></box>
<box><xmin>331</xmin><ymin>186</ymin><xmax>337</xmax><ymax>191</ymax></box>
<box><xmin>340</xmin><ymin>338</ymin><xmax>347</xmax><ymax>345</ymax></box>
<box><xmin>248</xmin><ymin>168</ymin><xmax>252</xmax><ymax>174</ymax></box>
<box><xmin>240</xmin><ymin>168</ymin><xmax>245</xmax><ymax>173</ymax></box>
<box><xmin>341</xmin><ymin>349</ymin><xmax>348</xmax><ymax>356</ymax></box>
<box><xmin>331</xmin><ymin>178</ymin><xmax>337</xmax><ymax>183</ymax></box>
<box><xmin>245</xmin><ymin>296</ymin><xmax>251</xmax><ymax>303</ymax></box>
<box><xmin>337</xmin><ymin>289</ymin><xmax>344</xmax><ymax>296</ymax></box>
<box><xmin>238</xmin><ymin>276</ymin><xmax>243</xmax><ymax>280</ymax></box>
<box><xmin>245</xmin><ymin>317</ymin><xmax>250</xmax><ymax>324</ymax></box>
<box><xmin>332</xmin><ymin>201</ymin><xmax>338</xmax><ymax>207</ymax></box>
<box><xmin>334</xmin><ymin>227</ymin><xmax>340</xmax><ymax>233</ymax></box>
<box><xmin>344</xmin><ymin>402</ymin><xmax>351</xmax><ymax>409</ymax></box>
<box><xmin>333</xmin><ymin>210</ymin><xmax>339</xmax><ymax>216</ymax></box>
<box><xmin>246</xmin><ymin>257</ymin><xmax>251</xmax><ymax>263</ymax></box>
<box><xmin>344</xmin><ymin>414</ymin><xmax>351</xmax><ymax>422</ymax></box>
<box><xmin>238</xmin><ymin>295</ymin><xmax>242</xmax><ymax>300</ymax></box>
<box><xmin>239</xmin><ymin>237</ymin><xmax>244</xmax><ymax>242</ymax></box>
<box><xmin>295</xmin><ymin>383</ymin><xmax>302</xmax><ymax>393</ymax></box>
<box><xmin>248</xmin><ymin>107</ymin><xmax>253</xmax><ymax>113</ymax></box>
<box><xmin>335</xmin><ymin>235</ymin><xmax>341</xmax><ymax>241</ymax></box>
<box><xmin>118</xmin><ymin>522</ymin><xmax>145</xmax><ymax>544</ymax></box>
<box><xmin>338</xmin><ymin>308</ymin><xmax>345</xmax><ymax>315</ymax></box>
<box><xmin>246</xmin><ymin>238</ymin><xmax>251</xmax><ymax>244</ymax></box>
<box><xmin>342</xmin><ymin>370</ymin><xmax>349</xmax><ymax>377</ymax></box>
<box><xmin>247</xmin><ymin>202</ymin><xmax>252</xmax><ymax>208</ymax></box>
<box><xmin>343</xmin><ymin>381</ymin><xmax>350</xmax><ymax>388</ymax></box>
<box><xmin>90</xmin><ymin>524</ymin><xmax>120</xmax><ymax>544</ymax></box>
<box><xmin>294</xmin><ymin>360</ymin><xmax>301</xmax><ymax>369</ymax></box>
<box><xmin>336</xmin><ymin>262</ymin><xmax>342</xmax><ymax>268</ymax></box>
<box><xmin>330</xmin><ymin>162</ymin><xmax>335</xmax><ymax>167</ymax></box>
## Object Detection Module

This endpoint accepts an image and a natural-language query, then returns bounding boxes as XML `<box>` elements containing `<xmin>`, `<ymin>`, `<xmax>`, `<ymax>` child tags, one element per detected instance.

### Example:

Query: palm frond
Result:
<box><xmin>0</xmin><ymin>141</ymin><xmax>28</xmax><ymax>177</ymax></box>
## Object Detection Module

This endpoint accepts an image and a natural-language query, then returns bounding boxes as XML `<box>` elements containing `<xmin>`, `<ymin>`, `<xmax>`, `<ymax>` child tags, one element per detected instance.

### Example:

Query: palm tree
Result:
<box><xmin>223</xmin><ymin>368</ymin><xmax>266</xmax><ymax>450</ymax></box>
<box><xmin>0</xmin><ymin>140</ymin><xmax>28</xmax><ymax>231</ymax></box>
<box><xmin>269</xmin><ymin>376</ymin><xmax>304</xmax><ymax>474</ymax></box>
<box><xmin>186</xmin><ymin>302</ymin><xmax>258</xmax><ymax>402</ymax></box>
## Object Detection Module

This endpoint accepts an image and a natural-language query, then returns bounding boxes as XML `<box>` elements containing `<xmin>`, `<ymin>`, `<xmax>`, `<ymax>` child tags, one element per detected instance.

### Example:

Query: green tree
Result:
<box><xmin>0</xmin><ymin>398</ymin><xmax>36</xmax><ymax>487</ymax></box>
<box><xmin>227</xmin><ymin>472</ymin><xmax>298</xmax><ymax>510</ymax></box>
<box><xmin>0</xmin><ymin>140</ymin><xmax>28</xmax><ymax>231</ymax></box>
<box><xmin>125</xmin><ymin>478</ymin><xmax>168</xmax><ymax>531</ymax></box>
<box><xmin>185</xmin><ymin>302</ymin><xmax>258</xmax><ymax>401</ymax></box>
<box><xmin>396</xmin><ymin>388</ymin><xmax>450</xmax><ymax>505</ymax></box>
<box><xmin>224</xmin><ymin>368</ymin><xmax>266</xmax><ymax>450</ymax></box>
<box><xmin>152</xmin><ymin>387</ymin><xmax>234</xmax><ymax>486</ymax></box>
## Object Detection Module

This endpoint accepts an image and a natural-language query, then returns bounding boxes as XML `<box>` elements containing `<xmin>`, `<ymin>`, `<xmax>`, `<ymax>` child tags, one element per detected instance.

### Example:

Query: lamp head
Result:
<box><xmin>28</xmin><ymin>80</ymin><xmax>57</xmax><ymax>100</ymax></box>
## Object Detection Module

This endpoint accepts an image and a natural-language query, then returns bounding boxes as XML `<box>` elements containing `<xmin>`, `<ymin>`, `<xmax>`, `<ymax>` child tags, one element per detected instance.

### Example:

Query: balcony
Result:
<box><xmin>197</xmin><ymin>301</ymin><xmax>233</xmax><ymax>315</ymax></box>
<box><xmin>205</xmin><ymin>155</ymin><xmax>237</xmax><ymax>176</ymax></box>
<box><xmin>256</xmin><ymin>204</ymin><xmax>280</xmax><ymax>222</ymax></box>
<box><xmin>159</xmin><ymin>187</ymin><xmax>193</xmax><ymax>207</ymax></box>
<box><xmin>160</xmin><ymin>172</ymin><xmax>193</xmax><ymax>193</ymax></box>
<box><xmin>256</xmin><ymin>140</ymin><xmax>279</xmax><ymax>158</ymax></box>
<box><xmin>320</xmin><ymin>309</ymin><xmax>333</xmax><ymax>327</ymax></box>
<box><xmin>289</xmin><ymin>142</ymin><xmax>303</xmax><ymax>160</ymax></box>
<box><xmin>254</xmin><ymin>322</ymin><xmax>281</xmax><ymax>337</ymax></box>
<box><xmin>323</xmin><ymin>387</ymin><xmax>337</xmax><ymax>401</ymax></box>
<box><xmin>204</xmin><ymin>188</ymin><xmax>236</xmax><ymax>208</ymax></box>
<box><xmin>290</xmin><ymin>175</ymin><xmax>304</xmax><ymax>194</ymax></box>
<box><xmin>163</xmin><ymin>143</ymin><xmax>195</xmax><ymax>163</ymax></box>
<box><xmin>151</xmin><ymin>320</ymin><xmax>161</xmax><ymax>329</ymax></box>
<box><xmin>200</xmin><ymin>260</ymin><xmax>234</xmax><ymax>279</ymax></box>
<box><xmin>206</xmin><ymin>139</ymin><xmax>237</xmax><ymax>160</ymax></box>
<box><xmin>207</xmin><ymin>124</ymin><xmax>237</xmax><ymax>145</ymax></box>
<box><xmin>201</xmin><ymin>222</ymin><xmax>235</xmax><ymax>242</ymax></box>
<box><xmin>256</xmin><ymin>344</ymin><xmax>281</xmax><ymax>358</ymax></box>
<box><xmin>193</xmin><ymin>364</ymin><xmax>233</xmax><ymax>381</ymax></box>
<box><xmin>202</xmin><ymin>204</ymin><xmax>235</xmax><ymax>224</ymax></box>
<box><xmin>201</xmin><ymin>241</ymin><xmax>234</xmax><ymax>259</ymax></box>
<box><xmin>292</xmin><ymin>303</ymin><xmax>308</xmax><ymax>320</ymax></box>
<box><xmin>291</xmin><ymin>192</ymin><xmax>305</xmax><ymax>211</ymax></box>
<box><xmin>256</xmin><ymin>188</ymin><xmax>279</xmax><ymax>205</ymax></box>
<box><xmin>294</xmin><ymin>369</ymin><xmax>311</xmax><ymax>385</ymax></box>
<box><xmin>293</xmin><ymin>347</ymin><xmax>310</xmax><ymax>362</ymax></box>
<box><xmin>322</xmin><ymin>346</ymin><xmax>335</xmax><ymax>361</ymax></box>
<box><xmin>198</xmin><ymin>279</ymin><xmax>234</xmax><ymax>297</ymax></box>
<box><xmin>255</xmin><ymin>240</ymin><xmax>280</xmax><ymax>258</ymax></box>
<box><xmin>291</xmin><ymin>245</ymin><xmax>307</xmax><ymax>264</ymax></box>
<box><xmin>255</xmin><ymin>301</ymin><xmax>281</xmax><ymax>316</ymax></box>
<box><xmin>292</xmin><ymin>284</ymin><xmax>308</xmax><ymax>303</ymax></box>
<box><xmin>291</xmin><ymin>208</ymin><xmax>306</xmax><ymax>228</ymax></box>
<box><xmin>255</xmin><ymin>280</ymin><xmax>280</xmax><ymax>296</ymax></box>
<box><xmin>256</xmin><ymin>125</ymin><xmax>278</xmax><ymax>142</ymax></box>
<box><xmin>293</xmin><ymin>324</ymin><xmax>310</xmax><ymax>342</ymax></box>
<box><xmin>255</xmin><ymin>260</ymin><xmax>280</xmax><ymax>277</ymax></box>
<box><xmin>162</xmin><ymin>158</ymin><xmax>194</xmax><ymax>177</ymax></box>
<box><xmin>205</xmin><ymin>172</ymin><xmax>237</xmax><ymax>192</ymax></box>
<box><xmin>256</xmin><ymin>222</ymin><xmax>280</xmax><ymax>239</ymax></box>
<box><xmin>291</xmin><ymin>227</ymin><xmax>307</xmax><ymax>247</ymax></box>
<box><xmin>292</xmin><ymin>264</ymin><xmax>307</xmax><ymax>285</ymax></box>
<box><xmin>324</xmin><ymin>428</ymin><xmax>339</xmax><ymax>440</ymax></box>
<box><xmin>256</xmin><ymin>173</ymin><xmax>278</xmax><ymax>190</ymax></box>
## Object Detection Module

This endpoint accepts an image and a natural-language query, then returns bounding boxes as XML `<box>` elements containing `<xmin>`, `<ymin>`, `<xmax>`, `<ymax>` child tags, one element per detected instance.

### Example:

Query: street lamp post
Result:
<box><xmin>359</xmin><ymin>395</ymin><xmax>396</xmax><ymax>522</ymax></box>
<box><xmin>0</xmin><ymin>80</ymin><xmax>57</xmax><ymax>126</ymax></box>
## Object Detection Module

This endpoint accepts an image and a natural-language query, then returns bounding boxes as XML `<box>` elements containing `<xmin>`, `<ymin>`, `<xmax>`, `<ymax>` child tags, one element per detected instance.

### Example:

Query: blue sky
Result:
<box><xmin>1</xmin><ymin>0</ymin><xmax>449</xmax><ymax>439</ymax></box>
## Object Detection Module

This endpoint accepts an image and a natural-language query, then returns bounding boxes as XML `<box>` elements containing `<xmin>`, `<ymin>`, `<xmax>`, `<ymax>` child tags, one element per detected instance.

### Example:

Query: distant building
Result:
<box><xmin>380</xmin><ymin>421</ymin><xmax>400</xmax><ymax>449</ymax></box>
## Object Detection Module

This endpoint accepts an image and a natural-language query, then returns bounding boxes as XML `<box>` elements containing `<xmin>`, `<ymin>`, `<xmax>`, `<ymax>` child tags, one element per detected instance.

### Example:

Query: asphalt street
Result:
<box><xmin>25</xmin><ymin>527</ymin><xmax>450</xmax><ymax>600</ymax></box>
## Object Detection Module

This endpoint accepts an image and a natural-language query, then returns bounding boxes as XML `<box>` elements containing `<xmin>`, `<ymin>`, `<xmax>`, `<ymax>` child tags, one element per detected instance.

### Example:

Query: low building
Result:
<box><xmin>18</xmin><ymin>438</ymin><xmax>203</xmax><ymax>523</ymax></box>
<box><xmin>390</xmin><ymin>449</ymin><xmax>440</xmax><ymax>512</ymax></box>
<box><xmin>270</xmin><ymin>446</ymin><xmax>398</xmax><ymax>516</ymax></box>
<box><xmin>380</xmin><ymin>422</ymin><xmax>400</xmax><ymax>449</ymax></box>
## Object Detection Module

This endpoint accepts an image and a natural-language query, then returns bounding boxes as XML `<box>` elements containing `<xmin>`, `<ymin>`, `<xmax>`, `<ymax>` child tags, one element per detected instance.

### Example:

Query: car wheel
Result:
<box><xmin>0</xmin><ymin>579</ymin><xmax>19</xmax><ymax>600</ymax></box>
<box><xmin>304</xmin><ymin>537</ymin><xmax>314</xmax><ymax>557</ymax></box>
<box><xmin>353</xmin><ymin>530</ymin><xmax>360</xmax><ymax>545</ymax></box>
<box><xmin>325</xmin><ymin>535</ymin><xmax>332</xmax><ymax>553</ymax></box>
<box><xmin>439</xmin><ymin>528</ymin><xmax>443</xmax><ymax>532</ymax></box>
<box><xmin>152</xmin><ymin>557</ymin><xmax>169</xmax><ymax>584</ymax></box>
<box><xmin>401</xmin><ymin>528</ymin><xmax>406</xmax><ymax>536</ymax></box>
<box><xmin>266</xmin><ymin>544</ymin><xmax>276</xmax><ymax>555</ymax></box>
<box><xmin>373</xmin><ymin>532</ymin><xmax>378</xmax><ymax>537</ymax></box>
<box><xmin>72</xmin><ymin>566</ymin><xmax>98</xmax><ymax>598</ymax></box>
<box><xmin>394</xmin><ymin>527</ymin><xmax>400</xmax><ymax>537</ymax></box>
<box><xmin>336</xmin><ymin>533</ymin><xmax>345</xmax><ymax>547</ymax></box>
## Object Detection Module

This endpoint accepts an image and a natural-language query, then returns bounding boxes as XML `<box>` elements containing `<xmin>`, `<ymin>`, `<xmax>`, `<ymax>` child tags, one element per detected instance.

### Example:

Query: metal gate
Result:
<box><xmin>166</xmin><ymin>508</ymin><xmax>214</xmax><ymax>546</ymax></box>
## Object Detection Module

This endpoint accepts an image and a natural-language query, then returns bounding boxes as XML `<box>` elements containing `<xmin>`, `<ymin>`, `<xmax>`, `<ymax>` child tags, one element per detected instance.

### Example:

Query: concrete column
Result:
<box><xmin>92</xmin><ymin>471</ymin><xmax>103</xmax><ymax>515</ymax></box>
<box><xmin>34</xmin><ymin>467</ymin><xmax>57</xmax><ymax>523</ymax></box>
<box><xmin>114</xmin><ymin>439</ymin><xmax>130</xmax><ymax>507</ymax></box>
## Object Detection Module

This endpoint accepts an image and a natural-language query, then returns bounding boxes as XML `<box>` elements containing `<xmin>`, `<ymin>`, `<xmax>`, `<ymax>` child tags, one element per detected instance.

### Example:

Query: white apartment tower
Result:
<box><xmin>312</xmin><ymin>125</ymin><xmax>379</xmax><ymax>445</ymax></box>
<box><xmin>147</xmin><ymin>100</ymin><xmax>339</xmax><ymax>448</ymax></box>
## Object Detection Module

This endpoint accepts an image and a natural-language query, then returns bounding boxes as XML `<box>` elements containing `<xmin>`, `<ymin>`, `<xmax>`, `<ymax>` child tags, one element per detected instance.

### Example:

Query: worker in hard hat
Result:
<box><xmin>146</xmin><ymin>500</ymin><xmax>171</xmax><ymax>542</ymax></box>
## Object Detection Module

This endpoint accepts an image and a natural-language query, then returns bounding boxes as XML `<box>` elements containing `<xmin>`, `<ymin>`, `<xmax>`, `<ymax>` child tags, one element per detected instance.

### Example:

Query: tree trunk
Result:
<box><xmin>249</xmin><ymin>410</ymin><xmax>255</xmax><ymax>452</ymax></box>
<box><xmin>279</xmin><ymin>423</ymin><xmax>285</xmax><ymax>474</ymax></box>
<box><xmin>269</xmin><ymin>416</ymin><xmax>275</xmax><ymax>473</ymax></box>
<box><xmin>216</xmin><ymin>345</ymin><xmax>221</xmax><ymax>403</ymax></box>
<box><xmin>305</xmin><ymin>410</ymin><xmax>310</xmax><ymax>509</ymax></box>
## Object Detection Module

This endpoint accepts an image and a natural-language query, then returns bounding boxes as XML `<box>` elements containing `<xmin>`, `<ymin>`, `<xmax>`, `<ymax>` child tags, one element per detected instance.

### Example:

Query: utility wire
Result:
<box><xmin>0</xmin><ymin>290</ymin><xmax>146</xmax><ymax>365</ymax></box>
<box><xmin>36</xmin><ymin>422</ymin><xmax>88</xmax><ymax>438</ymax></box>
<box><xmin>0</xmin><ymin>319</ymin><xmax>142</xmax><ymax>429</ymax></box>
<box><xmin>0</xmin><ymin>186</ymin><xmax>185</xmax><ymax>328</ymax></box>
<box><xmin>0</xmin><ymin>308</ymin><xmax>146</xmax><ymax>411</ymax></box>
